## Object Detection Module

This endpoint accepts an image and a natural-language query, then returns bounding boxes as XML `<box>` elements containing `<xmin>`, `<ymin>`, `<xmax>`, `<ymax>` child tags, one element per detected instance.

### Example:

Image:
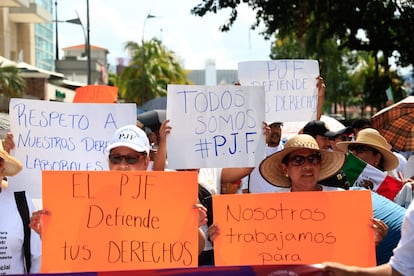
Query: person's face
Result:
<box><xmin>281</xmin><ymin>149</ymin><xmax>321</xmax><ymax>190</ymax></box>
<box><xmin>108</xmin><ymin>146</ymin><xmax>149</xmax><ymax>171</ymax></box>
<box><xmin>330</xmin><ymin>135</ymin><xmax>351</xmax><ymax>151</ymax></box>
<box><xmin>268</xmin><ymin>123</ymin><xmax>282</xmax><ymax>147</ymax></box>
<box><xmin>349</xmin><ymin>144</ymin><xmax>382</xmax><ymax>169</ymax></box>
<box><xmin>315</xmin><ymin>135</ymin><xmax>330</xmax><ymax>150</ymax></box>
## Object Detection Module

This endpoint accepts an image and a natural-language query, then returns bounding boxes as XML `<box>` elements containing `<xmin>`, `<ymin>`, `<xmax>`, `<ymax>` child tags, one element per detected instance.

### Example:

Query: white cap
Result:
<box><xmin>106</xmin><ymin>125</ymin><xmax>150</xmax><ymax>155</ymax></box>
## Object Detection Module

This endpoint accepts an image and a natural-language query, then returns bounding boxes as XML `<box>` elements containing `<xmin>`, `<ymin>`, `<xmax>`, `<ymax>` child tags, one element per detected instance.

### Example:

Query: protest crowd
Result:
<box><xmin>1</xmin><ymin>64</ymin><xmax>414</xmax><ymax>276</ymax></box>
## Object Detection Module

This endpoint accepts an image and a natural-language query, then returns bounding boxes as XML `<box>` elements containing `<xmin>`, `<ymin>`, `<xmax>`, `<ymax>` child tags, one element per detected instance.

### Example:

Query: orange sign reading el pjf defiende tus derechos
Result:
<box><xmin>41</xmin><ymin>170</ymin><xmax>199</xmax><ymax>273</ymax></box>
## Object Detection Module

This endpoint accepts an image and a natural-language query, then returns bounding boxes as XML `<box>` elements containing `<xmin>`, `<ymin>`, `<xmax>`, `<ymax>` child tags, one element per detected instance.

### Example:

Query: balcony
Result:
<box><xmin>9</xmin><ymin>2</ymin><xmax>51</xmax><ymax>23</ymax></box>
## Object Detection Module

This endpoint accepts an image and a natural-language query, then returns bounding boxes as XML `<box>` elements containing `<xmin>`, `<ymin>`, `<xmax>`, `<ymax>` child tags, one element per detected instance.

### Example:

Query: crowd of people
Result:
<box><xmin>1</xmin><ymin>76</ymin><xmax>414</xmax><ymax>275</ymax></box>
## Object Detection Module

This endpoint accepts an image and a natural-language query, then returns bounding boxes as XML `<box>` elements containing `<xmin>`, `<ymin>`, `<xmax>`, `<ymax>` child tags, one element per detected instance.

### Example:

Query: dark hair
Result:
<box><xmin>351</xmin><ymin>118</ymin><xmax>371</xmax><ymax>130</ymax></box>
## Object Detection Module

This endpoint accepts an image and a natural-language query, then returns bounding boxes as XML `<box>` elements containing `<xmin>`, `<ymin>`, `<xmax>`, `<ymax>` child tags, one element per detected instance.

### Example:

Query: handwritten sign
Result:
<box><xmin>41</xmin><ymin>170</ymin><xmax>199</xmax><ymax>272</ymax></box>
<box><xmin>213</xmin><ymin>190</ymin><xmax>376</xmax><ymax>267</ymax></box>
<box><xmin>166</xmin><ymin>85</ymin><xmax>266</xmax><ymax>169</ymax></box>
<box><xmin>8</xmin><ymin>99</ymin><xmax>136</xmax><ymax>199</ymax></box>
<box><xmin>238</xmin><ymin>60</ymin><xmax>319</xmax><ymax>123</ymax></box>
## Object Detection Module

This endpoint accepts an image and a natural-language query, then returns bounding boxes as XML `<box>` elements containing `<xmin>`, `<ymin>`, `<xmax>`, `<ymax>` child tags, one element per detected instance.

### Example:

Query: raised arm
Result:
<box><xmin>151</xmin><ymin>120</ymin><xmax>170</xmax><ymax>171</ymax></box>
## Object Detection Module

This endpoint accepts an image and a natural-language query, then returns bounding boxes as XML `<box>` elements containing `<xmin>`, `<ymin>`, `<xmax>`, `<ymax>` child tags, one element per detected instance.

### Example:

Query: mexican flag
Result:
<box><xmin>342</xmin><ymin>153</ymin><xmax>403</xmax><ymax>200</ymax></box>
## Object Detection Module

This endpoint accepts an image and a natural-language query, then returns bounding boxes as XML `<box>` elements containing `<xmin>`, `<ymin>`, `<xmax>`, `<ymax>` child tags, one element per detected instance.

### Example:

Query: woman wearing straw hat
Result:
<box><xmin>0</xmin><ymin>141</ymin><xmax>41</xmax><ymax>274</ymax></box>
<box><xmin>336</xmin><ymin>128</ymin><xmax>399</xmax><ymax>174</ymax></box>
<box><xmin>258</xmin><ymin>134</ymin><xmax>346</xmax><ymax>192</ymax></box>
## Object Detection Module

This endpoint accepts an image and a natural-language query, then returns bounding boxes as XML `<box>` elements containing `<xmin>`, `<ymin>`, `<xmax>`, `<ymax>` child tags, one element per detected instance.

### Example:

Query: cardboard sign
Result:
<box><xmin>8</xmin><ymin>99</ymin><xmax>136</xmax><ymax>199</ymax></box>
<box><xmin>73</xmin><ymin>85</ymin><xmax>118</xmax><ymax>103</ymax></box>
<box><xmin>238</xmin><ymin>60</ymin><xmax>319</xmax><ymax>123</ymax></box>
<box><xmin>213</xmin><ymin>190</ymin><xmax>376</xmax><ymax>267</ymax></box>
<box><xmin>41</xmin><ymin>170</ymin><xmax>199</xmax><ymax>272</ymax></box>
<box><xmin>166</xmin><ymin>85</ymin><xmax>266</xmax><ymax>169</ymax></box>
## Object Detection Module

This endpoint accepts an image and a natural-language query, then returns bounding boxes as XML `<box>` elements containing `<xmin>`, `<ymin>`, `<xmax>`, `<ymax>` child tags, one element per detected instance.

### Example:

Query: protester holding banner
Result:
<box><xmin>28</xmin><ymin>125</ymin><xmax>207</xmax><ymax>258</ymax></box>
<box><xmin>241</xmin><ymin>75</ymin><xmax>327</xmax><ymax>194</ymax></box>
<box><xmin>0</xmin><ymin>141</ymin><xmax>41</xmax><ymax>274</ymax></box>
<box><xmin>322</xmin><ymin>200</ymin><xmax>414</xmax><ymax>276</ymax></box>
<box><xmin>209</xmin><ymin>135</ymin><xmax>388</xmax><ymax>248</ymax></box>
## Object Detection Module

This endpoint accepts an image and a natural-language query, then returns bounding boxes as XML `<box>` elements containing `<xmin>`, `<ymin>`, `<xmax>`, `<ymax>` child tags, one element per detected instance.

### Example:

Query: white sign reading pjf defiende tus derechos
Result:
<box><xmin>238</xmin><ymin>59</ymin><xmax>320</xmax><ymax>123</ymax></box>
<box><xmin>166</xmin><ymin>85</ymin><xmax>266</xmax><ymax>169</ymax></box>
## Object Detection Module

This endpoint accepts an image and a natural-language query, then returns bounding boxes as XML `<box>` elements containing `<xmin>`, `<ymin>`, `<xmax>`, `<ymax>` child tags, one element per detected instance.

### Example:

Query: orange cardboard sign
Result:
<box><xmin>41</xmin><ymin>171</ymin><xmax>199</xmax><ymax>272</ymax></box>
<box><xmin>73</xmin><ymin>85</ymin><xmax>118</xmax><ymax>103</ymax></box>
<box><xmin>213</xmin><ymin>190</ymin><xmax>375</xmax><ymax>267</ymax></box>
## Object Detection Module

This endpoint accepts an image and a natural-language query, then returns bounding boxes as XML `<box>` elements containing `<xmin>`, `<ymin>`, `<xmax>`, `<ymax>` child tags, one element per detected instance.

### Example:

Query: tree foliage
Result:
<box><xmin>117</xmin><ymin>39</ymin><xmax>191</xmax><ymax>106</ymax></box>
<box><xmin>0</xmin><ymin>64</ymin><xmax>25</xmax><ymax>98</ymax></box>
<box><xmin>191</xmin><ymin>0</ymin><xmax>414</xmax><ymax>69</ymax></box>
<box><xmin>192</xmin><ymin>0</ymin><xmax>413</xmax><ymax>115</ymax></box>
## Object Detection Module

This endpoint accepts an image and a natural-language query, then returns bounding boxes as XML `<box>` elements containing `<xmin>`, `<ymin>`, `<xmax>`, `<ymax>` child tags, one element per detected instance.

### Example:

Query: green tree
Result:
<box><xmin>0</xmin><ymin>64</ymin><xmax>25</xmax><ymax>98</ymax></box>
<box><xmin>192</xmin><ymin>0</ymin><xmax>413</xmax><ymax>111</ymax></box>
<box><xmin>192</xmin><ymin>0</ymin><xmax>414</xmax><ymax>68</ymax></box>
<box><xmin>117</xmin><ymin>38</ymin><xmax>191</xmax><ymax>106</ymax></box>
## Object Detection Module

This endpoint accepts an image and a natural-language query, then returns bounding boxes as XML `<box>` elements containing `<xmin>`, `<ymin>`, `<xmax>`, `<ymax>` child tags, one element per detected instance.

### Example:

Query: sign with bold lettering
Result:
<box><xmin>166</xmin><ymin>85</ymin><xmax>266</xmax><ymax>169</ymax></box>
<box><xmin>213</xmin><ymin>190</ymin><xmax>376</xmax><ymax>266</ymax></box>
<box><xmin>8</xmin><ymin>99</ymin><xmax>136</xmax><ymax>199</ymax></box>
<box><xmin>238</xmin><ymin>60</ymin><xmax>320</xmax><ymax>123</ymax></box>
<box><xmin>41</xmin><ymin>170</ymin><xmax>199</xmax><ymax>272</ymax></box>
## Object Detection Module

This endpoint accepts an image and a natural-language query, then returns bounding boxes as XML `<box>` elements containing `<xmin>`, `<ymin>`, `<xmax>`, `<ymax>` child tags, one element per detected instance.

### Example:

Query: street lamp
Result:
<box><xmin>54</xmin><ymin>0</ymin><xmax>91</xmax><ymax>84</ymax></box>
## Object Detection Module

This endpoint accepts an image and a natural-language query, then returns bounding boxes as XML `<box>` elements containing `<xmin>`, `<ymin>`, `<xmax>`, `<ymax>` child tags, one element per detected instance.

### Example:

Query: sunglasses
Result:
<box><xmin>109</xmin><ymin>154</ymin><xmax>146</xmax><ymax>165</ymax></box>
<box><xmin>348</xmin><ymin>144</ymin><xmax>379</xmax><ymax>154</ymax></box>
<box><xmin>286</xmin><ymin>153</ymin><xmax>322</xmax><ymax>166</ymax></box>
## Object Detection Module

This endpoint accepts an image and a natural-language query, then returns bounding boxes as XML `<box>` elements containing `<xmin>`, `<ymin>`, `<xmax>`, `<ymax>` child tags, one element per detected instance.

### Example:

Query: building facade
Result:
<box><xmin>0</xmin><ymin>0</ymin><xmax>52</xmax><ymax>69</ymax></box>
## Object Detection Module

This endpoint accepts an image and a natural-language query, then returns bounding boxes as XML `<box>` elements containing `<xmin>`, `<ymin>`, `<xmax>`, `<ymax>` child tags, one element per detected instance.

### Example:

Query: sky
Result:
<box><xmin>56</xmin><ymin>0</ymin><xmax>273</xmax><ymax>71</ymax></box>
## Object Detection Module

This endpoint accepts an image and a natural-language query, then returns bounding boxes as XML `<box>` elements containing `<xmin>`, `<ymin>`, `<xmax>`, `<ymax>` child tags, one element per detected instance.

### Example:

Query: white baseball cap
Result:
<box><xmin>106</xmin><ymin>125</ymin><xmax>150</xmax><ymax>155</ymax></box>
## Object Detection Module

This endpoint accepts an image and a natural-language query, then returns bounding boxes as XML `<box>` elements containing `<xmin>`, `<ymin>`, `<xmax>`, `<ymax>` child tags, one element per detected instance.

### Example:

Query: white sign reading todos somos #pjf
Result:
<box><xmin>166</xmin><ymin>85</ymin><xmax>266</xmax><ymax>169</ymax></box>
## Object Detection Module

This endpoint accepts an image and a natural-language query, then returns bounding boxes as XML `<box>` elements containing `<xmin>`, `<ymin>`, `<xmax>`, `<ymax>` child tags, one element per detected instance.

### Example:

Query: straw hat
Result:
<box><xmin>336</xmin><ymin>128</ymin><xmax>398</xmax><ymax>171</ymax></box>
<box><xmin>0</xmin><ymin>142</ymin><xmax>22</xmax><ymax>177</ymax></box>
<box><xmin>259</xmin><ymin>134</ymin><xmax>346</xmax><ymax>187</ymax></box>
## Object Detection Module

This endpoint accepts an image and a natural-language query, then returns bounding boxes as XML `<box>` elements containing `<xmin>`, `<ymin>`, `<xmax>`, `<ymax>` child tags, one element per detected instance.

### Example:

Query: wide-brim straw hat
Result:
<box><xmin>336</xmin><ymin>128</ymin><xmax>398</xmax><ymax>171</ymax></box>
<box><xmin>259</xmin><ymin>134</ymin><xmax>346</xmax><ymax>188</ymax></box>
<box><xmin>0</xmin><ymin>143</ymin><xmax>22</xmax><ymax>176</ymax></box>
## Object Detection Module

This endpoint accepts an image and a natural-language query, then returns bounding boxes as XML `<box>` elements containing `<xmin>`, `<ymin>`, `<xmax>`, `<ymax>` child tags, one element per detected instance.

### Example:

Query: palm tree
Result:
<box><xmin>0</xmin><ymin>64</ymin><xmax>25</xmax><ymax>98</ymax></box>
<box><xmin>117</xmin><ymin>38</ymin><xmax>191</xmax><ymax>106</ymax></box>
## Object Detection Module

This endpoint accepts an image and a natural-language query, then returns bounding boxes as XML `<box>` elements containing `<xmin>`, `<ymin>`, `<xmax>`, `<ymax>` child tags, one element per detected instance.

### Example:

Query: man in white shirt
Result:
<box><xmin>241</xmin><ymin>122</ymin><xmax>285</xmax><ymax>193</ymax></box>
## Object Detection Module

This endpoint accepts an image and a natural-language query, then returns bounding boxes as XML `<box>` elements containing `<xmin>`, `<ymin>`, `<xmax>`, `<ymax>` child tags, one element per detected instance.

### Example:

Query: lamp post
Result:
<box><xmin>86</xmin><ymin>0</ymin><xmax>91</xmax><ymax>84</ymax></box>
<box><xmin>54</xmin><ymin>0</ymin><xmax>59</xmax><ymax>60</ymax></box>
<box><xmin>54</xmin><ymin>0</ymin><xmax>91</xmax><ymax>84</ymax></box>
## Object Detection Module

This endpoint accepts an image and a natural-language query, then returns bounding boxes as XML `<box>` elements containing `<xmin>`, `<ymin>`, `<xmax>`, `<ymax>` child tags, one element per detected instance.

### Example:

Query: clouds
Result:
<box><xmin>57</xmin><ymin>0</ymin><xmax>271</xmax><ymax>70</ymax></box>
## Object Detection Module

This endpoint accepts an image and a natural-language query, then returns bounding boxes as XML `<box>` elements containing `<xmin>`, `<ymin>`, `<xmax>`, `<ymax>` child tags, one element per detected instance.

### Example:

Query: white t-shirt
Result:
<box><xmin>390</xmin><ymin>151</ymin><xmax>407</xmax><ymax>179</ymax></box>
<box><xmin>0</xmin><ymin>188</ymin><xmax>41</xmax><ymax>274</ymax></box>
<box><xmin>242</xmin><ymin>144</ymin><xmax>284</xmax><ymax>193</ymax></box>
<box><xmin>389</xmin><ymin>200</ymin><xmax>414</xmax><ymax>275</ymax></box>
<box><xmin>198</xmin><ymin>168</ymin><xmax>222</xmax><ymax>195</ymax></box>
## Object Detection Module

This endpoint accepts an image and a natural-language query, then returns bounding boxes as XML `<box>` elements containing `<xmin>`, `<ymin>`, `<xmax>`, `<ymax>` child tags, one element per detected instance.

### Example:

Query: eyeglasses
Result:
<box><xmin>286</xmin><ymin>153</ymin><xmax>322</xmax><ymax>166</ymax></box>
<box><xmin>348</xmin><ymin>144</ymin><xmax>379</xmax><ymax>154</ymax></box>
<box><xmin>109</xmin><ymin>154</ymin><xmax>146</xmax><ymax>165</ymax></box>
